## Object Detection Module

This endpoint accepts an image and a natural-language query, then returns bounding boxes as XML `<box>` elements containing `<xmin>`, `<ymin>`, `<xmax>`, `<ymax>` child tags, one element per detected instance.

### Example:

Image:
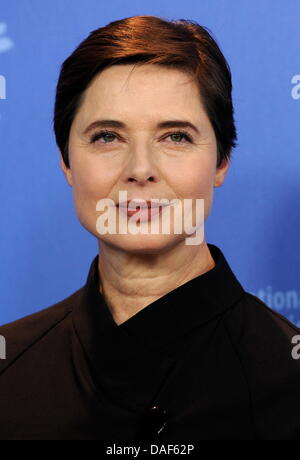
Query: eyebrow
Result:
<box><xmin>82</xmin><ymin>119</ymin><xmax>201</xmax><ymax>136</ymax></box>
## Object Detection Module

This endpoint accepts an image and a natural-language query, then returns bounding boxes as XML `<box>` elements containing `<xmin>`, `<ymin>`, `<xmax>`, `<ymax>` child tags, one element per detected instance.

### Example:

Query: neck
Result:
<box><xmin>97</xmin><ymin>239</ymin><xmax>215</xmax><ymax>326</ymax></box>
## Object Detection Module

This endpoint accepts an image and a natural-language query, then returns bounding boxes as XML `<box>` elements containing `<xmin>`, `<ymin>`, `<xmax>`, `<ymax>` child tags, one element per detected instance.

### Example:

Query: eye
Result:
<box><xmin>90</xmin><ymin>130</ymin><xmax>117</xmax><ymax>144</ymax></box>
<box><xmin>166</xmin><ymin>131</ymin><xmax>193</xmax><ymax>144</ymax></box>
<box><xmin>89</xmin><ymin>129</ymin><xmax>193</xmax><ymax>145</ymax></box>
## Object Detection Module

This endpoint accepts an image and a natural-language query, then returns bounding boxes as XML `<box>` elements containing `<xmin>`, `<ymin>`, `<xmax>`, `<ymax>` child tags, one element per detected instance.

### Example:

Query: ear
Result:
<box><xmin>59</xmin><ymin>152</ymin><xmax>73</xmax><ymax>187</ymax></box>
<box><xmin>214</xmin><ymin>158</ymin><xmax>230</xmax><ymax>188</ymax></box>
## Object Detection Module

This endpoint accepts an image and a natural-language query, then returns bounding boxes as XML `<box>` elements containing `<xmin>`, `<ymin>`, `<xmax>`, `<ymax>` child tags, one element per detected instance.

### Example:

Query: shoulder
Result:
<box><xmin>0</xmin><ymin>287</ymin><xmax>84</xmax><ymax>374</ymax></box>
<box><xmin>224</xmin><ymin>291</ymin><xmax>300</xmax><ymax>342</ymax></box>
<box><xmin>223</xmin><ymin>291</ymin><xmax>300</xmax><ymax>363</ymax></box>
<box><xmin>222</xmin><ymin>291</ymin><xmax>300</xmax><ymax>391</ymax></box>
<box><xmin>223</xmin><ymin>292</ymin><xmax>300</xmax><ymax>439</ymax></box>
<box><xmin>224</xmin><ymin>293</ymin><xmax>300</xmax><ymax>405</ymax></box>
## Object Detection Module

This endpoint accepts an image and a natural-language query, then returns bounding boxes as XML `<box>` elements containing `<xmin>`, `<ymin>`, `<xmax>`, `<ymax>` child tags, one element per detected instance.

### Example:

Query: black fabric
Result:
<box><xmin>1</xmin><ymin>243</ymin><xmax>300</xmax><ymax>440</ymax></box>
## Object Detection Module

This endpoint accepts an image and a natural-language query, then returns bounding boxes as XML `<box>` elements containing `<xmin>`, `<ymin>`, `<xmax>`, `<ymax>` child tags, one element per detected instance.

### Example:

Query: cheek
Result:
<box><xmin>71</xmin><ymin>162</ymin><xmax>110</xmax><ymax>202</ymax></box>
<box><xmin>171</xmin><ymin>159</ymin><xmax>215</xmax><ymax>198</ymax></box>
<box><xmin>70</xmin><ymin>165</ymin><xmax>113</xmax><ymax>227</ymax></box>
<box><xmin>169</xmin><ymin>158</ymin><xmax>216</xmax><ymax>225</ymax></box>
<box><xmin>70</xmin><ymin>165</ymin><xmax>111</xmax><ymax>235</ymax></box>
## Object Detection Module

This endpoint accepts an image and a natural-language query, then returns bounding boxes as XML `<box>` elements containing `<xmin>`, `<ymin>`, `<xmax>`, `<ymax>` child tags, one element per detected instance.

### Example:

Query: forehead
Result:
<box><xmin>75</xmin><ymin>64</ymin><xmax>206</xmax><ymax>125</ymax></box>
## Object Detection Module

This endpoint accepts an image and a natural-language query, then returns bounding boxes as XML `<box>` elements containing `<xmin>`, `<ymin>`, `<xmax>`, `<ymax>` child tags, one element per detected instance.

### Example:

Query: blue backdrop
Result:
<box><xmin>0</xmin><ymin>0</ymin><xmax>299</xmax><ymax>326</ymax></box>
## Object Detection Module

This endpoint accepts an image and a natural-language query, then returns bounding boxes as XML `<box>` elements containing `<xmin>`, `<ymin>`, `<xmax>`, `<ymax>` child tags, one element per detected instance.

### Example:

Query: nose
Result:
<box><xmin>121</xmin><ymin>146</ymin><xmax>160</xmax><ymax>185</ymax></box>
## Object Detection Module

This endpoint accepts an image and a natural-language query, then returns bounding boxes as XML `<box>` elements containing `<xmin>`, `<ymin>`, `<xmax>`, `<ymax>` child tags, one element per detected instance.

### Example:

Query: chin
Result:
<box><xmin>101</xmin><ymin>233</ymin><xmax>183</xmax><ymax>254</ymax></box>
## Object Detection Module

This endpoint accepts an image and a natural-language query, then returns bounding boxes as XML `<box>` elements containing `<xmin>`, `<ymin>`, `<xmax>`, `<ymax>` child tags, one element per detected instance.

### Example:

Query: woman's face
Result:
<box><xmin>60</xmin><ymin>63</ymin><xmax>229</xmax><ymax>253</ymax></box>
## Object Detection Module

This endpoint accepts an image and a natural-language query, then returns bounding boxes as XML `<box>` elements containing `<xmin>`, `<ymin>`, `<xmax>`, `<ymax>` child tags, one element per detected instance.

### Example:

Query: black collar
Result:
<box><xmin>73</xmin><ymin>244</ymin><xmax>246</xmax><ymax>379</ymax></box>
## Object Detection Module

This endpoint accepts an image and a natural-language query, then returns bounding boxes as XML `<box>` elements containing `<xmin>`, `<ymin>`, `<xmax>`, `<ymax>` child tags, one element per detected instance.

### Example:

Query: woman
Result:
<box><xmin>1</xmin><ymin>15</ymin><xmax>300</xmax><ymax>441</ymax></box>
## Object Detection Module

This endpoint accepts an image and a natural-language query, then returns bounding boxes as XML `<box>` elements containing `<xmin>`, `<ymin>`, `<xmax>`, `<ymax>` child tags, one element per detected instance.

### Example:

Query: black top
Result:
<box><xmin>1</xmin><ymin>243</ymin><xmax>300</xmax><ymax>441</ymax></box>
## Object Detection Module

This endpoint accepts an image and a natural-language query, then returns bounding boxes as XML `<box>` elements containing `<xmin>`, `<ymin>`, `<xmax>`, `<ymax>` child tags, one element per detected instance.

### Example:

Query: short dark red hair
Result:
<box><xmin>53</xmin><ymin>15</ymin><xmax>237</xmax><ymax>169</ymax></box>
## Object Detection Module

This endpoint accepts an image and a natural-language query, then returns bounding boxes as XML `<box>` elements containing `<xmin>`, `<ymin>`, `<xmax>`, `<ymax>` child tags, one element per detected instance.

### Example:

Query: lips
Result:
<box><xmin>119</xmin><ymin>205</ymin><xmax>163</xmax><ymax>222</ymax></box>
<box><xmin>116</xmin><ymin>199</ymin><xmax>169</xmax><ymax>222</ymax></box>
<box><xmin>117</xmin><ymin>199</ymin><xmax>168</xmax><ymax>209</ymax></box>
